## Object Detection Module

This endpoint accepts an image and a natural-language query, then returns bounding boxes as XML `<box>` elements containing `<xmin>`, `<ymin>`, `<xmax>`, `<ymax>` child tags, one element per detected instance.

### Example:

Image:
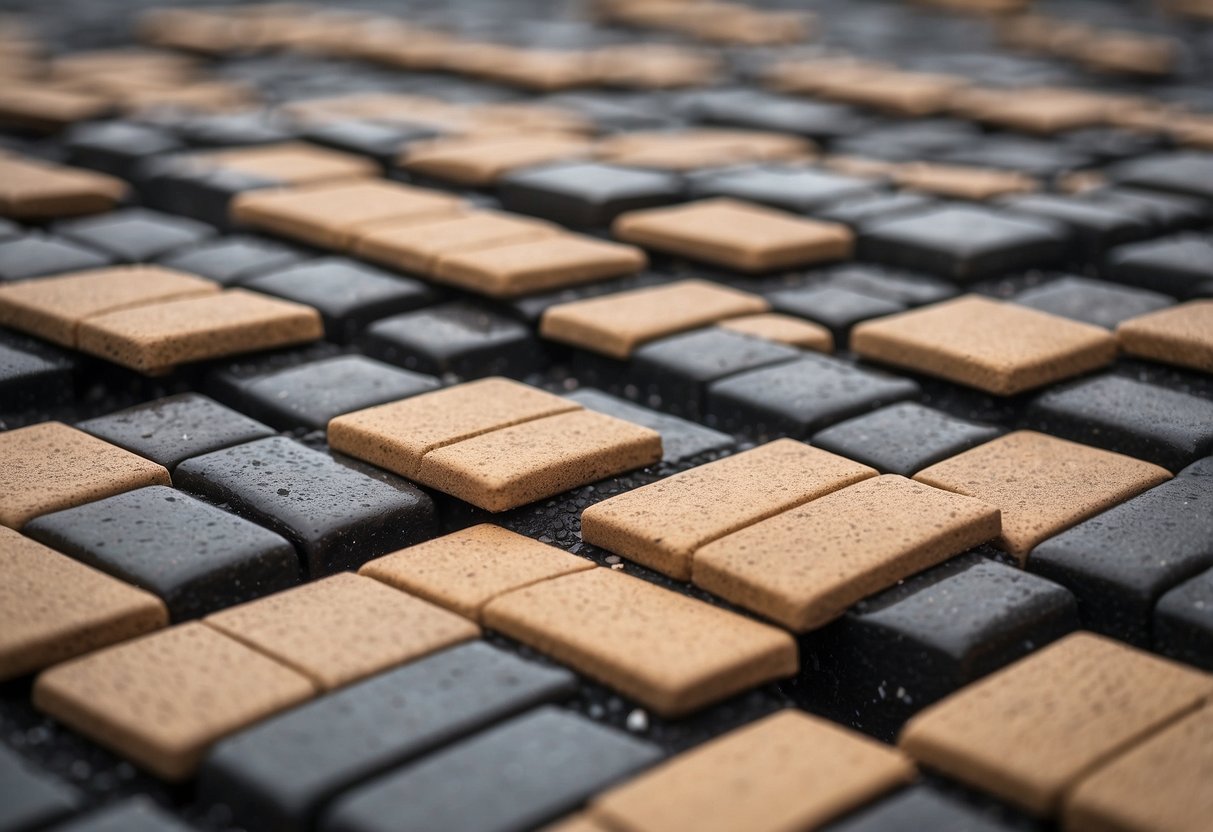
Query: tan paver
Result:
<box><xmin>851</xmin><ymin>296</ymin><xmax>1118</xmax><ymax>396</ymax></box>
<box><xmin>1116</xmin><ymin>300</ymin><xmax>1213</xmax><ymax>373</ymax></box>
<box><xmin>582</xmin><ymin>440</ymin><xmax>877</xmax><ymax>580</ymax></box>
<box><xmin>76</xmin><ymin>288</ymin><xmax>324</xmax><ymax>374</ymax></box>
<box><xmin>0</xmin><ymin>266</ymin><xmax>219</xmax><ymax>347</ymax></box>
<box><xmin>952</xmin><ymin>87</ymin><xmax>1116</xmax><ymax>134</ymax></box>
<box><xmin>0</xmin><ymin>422</ymin><xmax>171</xmax><ymax>529</ymax></box>
<box><xmin>360</xmin><ymin>524</ymin><xmax>595</xmax><ymax>621</ymax></box>
<box><xmin>0</xmin><ymin>153</ymin><xmax>129</xmax><ymax>219</ymax></box>
<box><xmin>813</xmin><ymin>69</ymin><xmax>967</xmax><ymax>117</ymax></box>
<box><xmin>0</xmin><ymin>527</ymin><xmax>167</xmax><ymax>681</ymax></box>
<box><xmin>540</xmin><ymin>279</ymin><xmax>769</xmax><ymax>360</ymax></box>
<box><xmin>417</xmin><ymin>409</ymin><xmax>662</xmax><ymax>512</ymax></box>
<box><xmin>893</xmin><ymin>162</ymin><xmax>1037</xmax><ymax>200</ymax></box>
<box><xmin>899</xmin><ymin>632</ymin><xmax>1213</xmax><ymax>816</ymax></box>
<box><xmin>694</xmin><ymin>475</ymin><xmax>1001</xmax><ymax>631</ymax></box>
<box><xmin>613</xmin><ymin>198</ymin><xmax>853</xmax><ymax>272</ymax></box>
<box><xmin>915</xmin><ymin>431</ymin><xmax>1171</xmax><ymax>561</ymax></box>
<box><xmin>595</xmin><ymin>129</ymin><xmax>813</xmax><ymax>171</ymax></box>
<box><xmin>400</xmin><ymin>134</ymin><xmax>594</xmax><ymax>186</ymax></box>
<box><xmin>33</xmin><ymin>623</ymin><xmax>315</xmax><ymax>780</ymax></box>
<box><xmin>0</xmin><ymin>83</ymin><xmax>111</xmax><ymax>131</ymax></box>
<box><xmin>329</xmin><ymin>377</ymin><xmax>581</xmax><ymax>479</ymax></box>
<box><xmin>590</xmin><ymin>710</ymin><xmax>915</xmax><ymax>832</ymax></box>
<box><xmin>354</xmin><ymin>210</ymin><xmax>559</xmax><ymax>276</ymax></box>
<box><xmin>482</xmin><ymin>567</ymin><xmax>797</xmax><ymax>717</ymax></box>
<box><xmin>434</xmin><ymin>233</ymin><xmax>648</xmax><ymax>297</ymax></box>
<box><xmin>230</xmin><ymin>179</ymin><xmax>465</xmax><ymax>249</ymax></box>
<box><xmin>717</xmin><ymin>313</ymin><xmax>834</xmax><ymax>352</ymax></box>
<box><xmin>1063</xmin><ymin>704</ymin><xmax>1213</xmax><ymax>832</ymax></box>
<box><xmin>203</xmin><ymin>142</ymin><xmax>378</xmax><ymax>185</ymax></box>
<box><xmin>204</xmin><ymin>572</ymin><xmax>478</xmax><ymax>691</ymax></box>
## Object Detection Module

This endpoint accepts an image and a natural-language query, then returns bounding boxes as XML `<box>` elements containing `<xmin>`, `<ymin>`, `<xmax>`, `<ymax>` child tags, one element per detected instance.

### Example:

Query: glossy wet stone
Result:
<box><xmin>1104</xmin><ymin>234</ymin><xmax>1213</xmax><ymax>299</ymax></box>
<box><xmin>78</xmin><ymin>393</ymin><xmax>275</xmax><ymax>470</ymax></box>
<box><xmin>688</xmin><ymin>90</ymin><xmax>872</xmax><ymax>142</ymax></box>
<box><xmin>796</xmin><ymin>556</ymin><xmax>1078</xmax><ymax>740</ymax></box>
<box><xmin>1109</xmin><ymin>151</ymin><xmax>1213</xmax><ymax>204</ymax></box>
<box><xmin>174</xmin><ymin>436</ymin><xmax>436</xmax><ymax>576</ymax></box>
<box><xmin>25</xmin><ymin>486</ymin><xmax>299</xmax><ymax>621</ymax></box>
<box><xmin>858</xmin><ymin>205</ymin><xmax>1068</xmax><ymax>281</ymax></box>
<box><xmin>159</xmin><ymin>236</ymin><xmax>303</xmax><ymax>286</ymax></box>
<box><xmin>819</xmin><ymin>264</ymin><xmax>956</xmax><ymax>307</ymax></box>
<box><xmin>811</xmin><ymin>402</ymin><xmax>1003</xmax><ymax>476</ymax></box>
<box><xmin>498</xmin><ymin>162</ymin><xmax>683</xmax><ymax>228</ymax></box>
<box><xmin>816</xmin><ymin>192</ymin><xmax>938</xmax><ymax>229</ymax></box>
<box><xmin>54</xmin><ymin>209</ymin><xmax>215</xmax><ymax>263</ymax></box>
<box><xmin>320</xmin><ymin>707</ymin><xmax>662</xmax><ymax>832</ymax></box>
<box><xmin>47</xmin><ymin>797</ymin><xmax>196</xmax><ymax>832</ymax></box>
<box><xmin>237</xmin><ymin>355</ymin><xmax>440</xmax><ymax>432</ymax></box>
<box><xmin>0</xmin><ymin>340</ymin><xmax>73</xmax><ymax>415</ymax></box>
<box><xmin>631</xmin><ymin>328</ymin><xmax>801</xmax><ymax>419</ymax></box>
<box><xmin>821</xmin><ymin>784</ymin><xmax>1025</xmax><ymax>832</ymax></box>
<box><xmin>688</xmin><ymin>166</ymin><xmax>882</xmax><ymax>214</ymax></box>
<box><xmin>566</xmin><ymin>388</ymin><xmax>733</xmax><ymax>464</ymax></box>
<box><xmin>1028</xmin><ymin>375</ymin><xmax>1213</xmax><ymax>471</ymax></box>
<box><xmin>1094</xmin><ymin>187</ymin><xmax>1210</xmax><ymax>235</ymax></box>
<box><xmin>65</xmin><ymin>120</ymin><xmax>184</xmax><ymax>180</ymax></box>
<box><xmin>1012</xmin><ymin>275</ymin><xmax>1173</xmax><ymax>329</ymax></box>
<box><xmin>997</xmin><ymin>193</ymin><xmax>1149</xmax><ymax>260</ymax></box>
<box><xmin>1155</xmin><ymin>566</ymin><xmax>1213</xmax><ymax>672</ymax></box>
<box><xmin>706</xmin><ymin>353</ymin><xmax>920</xmax><ymax>438</ymax></box>
<box><xmin>361</xmin><ymin>302</ymin><xmax>542</xmax><ymax>379</ymax></box>
<box><xmin>199</xmin><ymin>643</ymin><xmax>576</xmax><ymax>832</ymax></box>
<box><xmin>0</xmin><ymin>234</ymin><xmax>111</xmax><ymax>282</ymax></box>
<box><xmin>1029</xmin><ymin>462</ymin><xmax>1213</xmax><ymax>645</ymax></box>
<box><xmin>244</xmin><ymin>258</ymin><xmax>438</xmax><ymax>344</ymax></box>
<box><xmin>768</xmin><ymin>285</ymin><xmax>906</xmax><ymax>343</ymax></box>
<box><xmin>0</xmin><ymin>744</ymin><xmax>82</xmax><ymax>832</ymax></box>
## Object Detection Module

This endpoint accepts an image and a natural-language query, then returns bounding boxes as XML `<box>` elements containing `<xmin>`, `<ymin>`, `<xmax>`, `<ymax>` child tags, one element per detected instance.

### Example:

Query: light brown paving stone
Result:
<box><xmin>1063</xmin><ymin>704</ymin><xmax>1213</xmax><ymax>832</ymax></box>
<box><xmin>360</xmin><ymin>524</ymin><xmax>595</xmax><ymax>621</ymax></box>
<box><xmin>0</xmin><ymin>266</ymin><xmax>219</xmax><ymax>347</ymax></box>
<box><xmin>0</xmin><ymin>526</ymin><xmax>167</xmax><ymax>681</ymax></box>
<box><xmin>459</xmin><ymin>47</ymin><xmax>597</xmax><ymax>91</ymax></box>
<box><xmin>613</xmin><ymin>198</ymin><xmax>853</xmax><ymax>273</ymax></box>
<box><xmin>595</xmin><ymin>129</ymin><xmax>813</xmax><ymax>171</ymax></box>
<box><xmin>205</xmin><ymin>573</ymin><xmax>478</xmax><ymax>691</ymax></box>
<box><xmin>915</xmin><ymin>431</ymin><xmax>1170</xmax><ymax>562</ymax></box>
<box><xmin>850</xmin><ymin>296</ymin><xmax>1118</xmax><ymax>396</ymax></box>
<box><xmin>821</xmin><ymin>154</ymin><xmax>904</xmax><ymax>180</ymax></box>
<box><xmin>354</xmin><ymin>210</ymin><xmax>559</xmax><ymax>276</ymax></box>
<box><xmin>417</xmin><ymin>409</ymin><xmax>662</xmax><ymax>512</ymax></box>
<box><xmin>898</xmin><ymin>632</ymin><xmax>1213</xmax><ymax>817</ymax></box>
<box><xmin>540</xmin><ymin>279</ymin><xmax>769</xmax><ymax>360</ymax></box>
<box><xmin>1076</xmin><ymin>32</ymin><xmax>1178</xmax><ymax>77</ymax></box>
<box><xmin>1116</xmin><ymin>301</ymin><xmax>1213</xmax><ymax>373</ymax></box>
<box><xmin>400</xmin><ymin>134</ymin><xmax>595</xmax><ymax>186</ymax></box>
<box><xmin>893</xmin><ymin>162</ymin><xmax>1037</xmax><ymax>200</ymax></box>
<box><xmin>582</xmin><ymin>440</ymin><xmax>877</xmax><ymax>580</ymax></box>
<box><xmin>204</xmin><ymin>142</ymin><xmax>378</xmax><ymax>186</ymax></box>
<box><xmin>813</xmin><ymin>69</ymin><xmax>968</xmax><ymax>117</ymax></box>
<box><xmin>717</xmin><ymin>313</ymin><xmax>833</xmax><ymax>352</ymax></box>
<box><xmin>951</xmin><ymin>87</ymin><xmax>1115</xmax><ymax>134</ymax></box>
<box><xmin>434</xmin><ymin>233</ymin><xmax>649</xmax><ymax>298</ymax></box>
<box><xmin>590</xmin><ymin>710</ymin><xmax>915</xmax><ymax>832</ymax></box>
<box><xmin>230</xmin><ymin>179</ymin><xmax>465</xmax><ymax>249</ymax></box>
<box><xmin>589</xmin><ymin>44</ymin><xmax>719</xmax><ymax>89</ymax></box>
<box><xmin>49</xmin><ymin>48</ymin><xmax>198</xmax><ymax>82</ymax></box>
<box><xmin>694</xmin><ymin>475</ymin><xmax>1000</xmax><ymax>632</ymax></box>
<box><xmin>76</xmin><ymin>288</ymin><xmax>323</xmax><ymax>375</ymax></box>
<box><xmin>0</xmin><ymin>422</ymin><xmax>171</xmax><ymax>529</ymax></box>
<box><xmin>33</xmin><ymin>623</ymin><xmax>314</xmax><ymax>780</ymax></box>
<box><xmin>329</xmin><ymin>377</ymin><xmax>581</xmax><ymax>479</ymax></box>
<box><xmin>0</xmin><ymin>83</ymin><xmax>111</xmax><ymax>131</ymax></box>
<box><xmin>116</xmin><ymin>80</ymin><xmax>259</xmax><ymax>116</ymax></box>
<box><xmin>482</xmin><ymin>567</ymin><xmax>797</xmax><ymax>717</ymax></box>
<box><xmin>0</xmin><ymin>153</ymin><xmax>129</xmax><ymax>219</ymax></box>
